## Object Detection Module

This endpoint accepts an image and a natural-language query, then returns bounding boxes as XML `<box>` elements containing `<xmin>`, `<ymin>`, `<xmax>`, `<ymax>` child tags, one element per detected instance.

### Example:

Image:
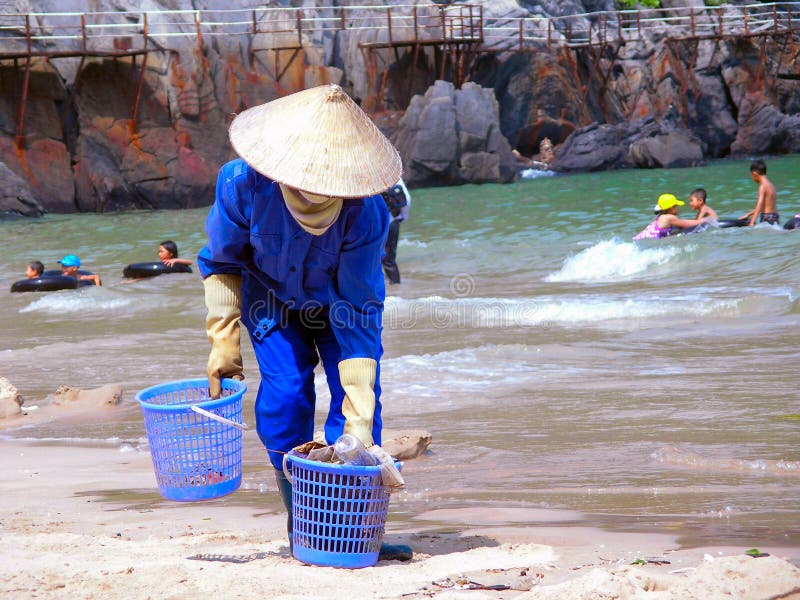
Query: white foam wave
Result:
<box><xmin>398</xmin><ymin>239</ymin><xmax>429</xmax><ymax>248</ymax></box>
<box><xmin>519</xmin><ymin>168</ymin><xmax>556</xmax><ymax>179</ymax></box>
<box><xmin>545</xmin><ymin>238</ymin><xmax>686</xmax><ymax>283</ymax></box>
<box><xmin>20</xmin><ymin>291</ymin><xmax>134</xmax><ymax>314</ymax></box>
<box><xmin>384</xmin><ymin>294</ymin><xmax>739</xmax><ymax>329</ymax></box>
<box><xmin>652</xmin><ymin>446</ymin><xmax>800</xmax><ymax>475</ymax></box>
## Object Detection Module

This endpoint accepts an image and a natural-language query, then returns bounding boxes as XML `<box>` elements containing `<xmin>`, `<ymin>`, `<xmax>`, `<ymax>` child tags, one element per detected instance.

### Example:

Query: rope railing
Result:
<box><xmin>0</xmin><ymin>2</ymin><xmax>796</xmax><ymax>57</ymax></box>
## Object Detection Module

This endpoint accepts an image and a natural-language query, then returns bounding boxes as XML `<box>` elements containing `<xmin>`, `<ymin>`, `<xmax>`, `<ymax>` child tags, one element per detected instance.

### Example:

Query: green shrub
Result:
<box><xmin>618</xmin><ymin>0</ymin><xmax>661</xmax><ymax>8</ymax></box>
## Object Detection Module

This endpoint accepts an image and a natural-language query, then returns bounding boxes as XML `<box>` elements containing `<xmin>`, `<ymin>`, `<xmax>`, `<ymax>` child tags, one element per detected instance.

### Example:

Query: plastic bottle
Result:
<box><xmin>333</xmin><ymin>433</ymin><xmax>379</xmax><ymax>466</ymax></box>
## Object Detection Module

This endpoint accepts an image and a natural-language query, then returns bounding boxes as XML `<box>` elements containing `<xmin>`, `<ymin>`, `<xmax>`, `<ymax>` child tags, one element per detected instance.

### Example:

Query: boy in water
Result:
<box><xmin>25</xmin><ymin>260</ymin><xmax>44</xmax><ymax>279</ymax></box>
<box><xmin>688</xmin><ymin>188</ymin><xmax>718</xmax><ymax>221</ymax></box>
<box><xmin>741</xmin><ymin>159</ymin><xmax>779</xmax><ymax>226</ymax></box>
<box><xmin>59</xmin><ymin>254</ymin><xmax>102</xmax><ymax>286</ymax></box>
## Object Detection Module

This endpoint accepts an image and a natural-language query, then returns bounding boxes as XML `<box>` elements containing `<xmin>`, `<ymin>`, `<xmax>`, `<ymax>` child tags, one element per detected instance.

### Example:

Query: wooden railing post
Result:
<box><xmin>717</xmin><ymin>6</ymin><xmax>723</xmax><ymax>37</ymax></box>
<box><xmin>690</xmin><ymin>9</ymin><xmax>695</xmax><ymax>37</ymax></box>
<box><xmin>296</xmin><ymin>9</ymin><xmax>302</xmax><ymax>47</ymax></box>
<box><xmin>252</xmin><ymin>9</ymin><xmax>257</xmax><ymax>35</ymax></box>
<box><xmin>387</xmin><ymin>6</ymin><xmax>392</xmax><ymax>44</ymax></box>
<box><xmin>547</xmin><ymin>18</ymin><xmax>552</xmax><ymax>50</ymax></box>
<box><xmin>518</xmin><ymin>19</ymin><xmax>523</xmax><ymax>51</ymax></box>
<box><xmin>81</xmin><ymin>13</ymin><xmax>87</xmax><ymax>51</ymax></box>
<box><xmin>413</xmin><ymin>5</ymin><xmax>418</xmax><ymax>40</ymax></box>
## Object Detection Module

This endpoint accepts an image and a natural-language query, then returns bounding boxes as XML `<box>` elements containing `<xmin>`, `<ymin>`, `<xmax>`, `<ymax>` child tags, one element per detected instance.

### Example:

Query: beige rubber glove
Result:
<box><xmin>203</xmin><ymin>274</ymin><xmax>243</xmax><ymax>398</ymax></box>
<box><xmin>338</xmin><ymin>358</ymin><xmax>377</xmax><ymax>446</ymax></box>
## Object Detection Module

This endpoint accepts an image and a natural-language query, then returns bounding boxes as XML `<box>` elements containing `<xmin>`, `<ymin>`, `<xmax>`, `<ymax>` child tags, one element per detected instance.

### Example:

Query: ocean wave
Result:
<box><xmin>651</xmin><ymin>446</ymin><xmax>800</xmax><ymax>475</ymax></box>
<box><xmin>0</xmin><ymin>434</ymin><xmax>149</xmax><ymax>448</ymax></box>
<box><xmin>545</xmin><ymin>238</ymin><xmax>687</xmax><ymax>283</ymax></box>
<box><xmin>384</xmin><ymin>294</ymin><xmax>739</xmax><ymax>329</ymax></box>
<box><xmin>20</xmin><ymin>291</ymin><xmax>135</xmax><ymax>315</ymax></box>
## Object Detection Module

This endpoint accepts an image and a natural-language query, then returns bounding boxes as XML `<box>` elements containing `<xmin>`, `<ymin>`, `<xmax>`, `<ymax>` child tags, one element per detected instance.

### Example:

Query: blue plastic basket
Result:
<box><xmin>135</xmin><ymin>378</ymin><xmax>246</xmax><ymax>502</ymax></box>
<box><xmin>286</xmin><ymin>451</ymin><xmax>399</xmax><ymax>568</ymax></box>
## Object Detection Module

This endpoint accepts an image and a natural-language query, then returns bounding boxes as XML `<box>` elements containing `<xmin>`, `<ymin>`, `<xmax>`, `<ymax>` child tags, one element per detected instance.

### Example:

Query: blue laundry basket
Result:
<box><xmin>136</xmin><ymin>378</ymin><xmax>246</xmax><ymax>501</ymax></box>
<box><xmin>286</xmin><ymin>451</ymin><xmax>399</xmax><ymax>568</ymax></box>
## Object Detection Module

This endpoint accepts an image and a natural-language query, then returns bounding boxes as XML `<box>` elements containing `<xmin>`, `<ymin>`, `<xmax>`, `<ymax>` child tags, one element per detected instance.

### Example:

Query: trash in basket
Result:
<box><xmin>135</xmin><ymin>377</ymin><xmax>247</xmax><ymax>502</ymax></box>
<box><xmin>286</xmin><ymin>450</ymin><xmax>401</xmax><ymax>568</ymax></box>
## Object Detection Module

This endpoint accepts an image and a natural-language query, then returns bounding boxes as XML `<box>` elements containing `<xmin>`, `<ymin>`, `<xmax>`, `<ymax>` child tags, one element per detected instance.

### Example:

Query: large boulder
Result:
<box><xmin>731</xmin><ymin>92</ymin><xmax>800</xmax><ymax>155</ymax></box>
<box><xmin>687</xmin><ymin>72</ymin><xmax>738</xmax><ymax>158</ymax></box>
<box><xmin>553</xmin><ymin>116</ymin><xmax>705</xmax><ymax>172</ymax></box>
<box><xmin>0</xmin><ymin>63</ymin><xmax>74</xmax><ymax>213</ymax></box>
<box><xmin>628</xmin><ymin>129</ymin><xmax>705</xmax><ymax>168</ymax></box>
<box><xmin>552</xmin><ymin>122</ymin><xmax>630</xmax><ymax>172</ymax></box>
<box><xmin>489</xmin><ymin>52</ymin><xmax>581</xmax><ymax>155</ymax></box>
<box><xmin>0</xmin><ymin>161</ymin><xmax>45</xmax><ymax>216</ymax></box>
<box><xmin>392</xmin><ymin>81</ymin><xmax>517</xmax><ymax>187</ymax></box>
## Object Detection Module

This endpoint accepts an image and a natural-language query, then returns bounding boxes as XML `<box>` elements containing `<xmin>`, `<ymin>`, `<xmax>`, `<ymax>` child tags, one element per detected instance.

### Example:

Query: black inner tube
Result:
<box><xmin>11</xmin><ymin>275</ymin><xmax>78</xmax><ymax>293</ymax></box>
<box><xmin>123</xmin><ymin>261</ymin><xmax>193</xmax><ymax>279</ymax></box>
<box><xmin>11</xmin><ymin>270</ymin><xmax>98</xmax><ymax>293</ymax></box>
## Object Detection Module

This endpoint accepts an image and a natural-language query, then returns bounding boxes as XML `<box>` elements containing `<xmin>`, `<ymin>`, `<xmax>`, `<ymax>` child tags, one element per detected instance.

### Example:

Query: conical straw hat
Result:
<box><xmin>229</xmin><ymin>84</ymin><xmax>402</xmax><ymax>198</ymax></box>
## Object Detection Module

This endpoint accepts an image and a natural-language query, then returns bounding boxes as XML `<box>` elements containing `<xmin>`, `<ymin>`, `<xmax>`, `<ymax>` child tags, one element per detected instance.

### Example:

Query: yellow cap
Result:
<box><xmin>656</xmin><ymin>193</ymin><xmax>684</xmax><ymax>211</ymax></box>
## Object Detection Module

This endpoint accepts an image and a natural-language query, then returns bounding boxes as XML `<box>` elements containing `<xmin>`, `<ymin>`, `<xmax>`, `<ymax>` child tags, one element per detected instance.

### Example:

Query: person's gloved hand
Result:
<box><xmin>338</xmin><ymin>358</ymin><xmax>377</xmax><ymax>446</ymax></box>
<box><xmin>203</xmin><ymin>274</ymin><xmax>243</xmax><ymax>398</ymax></box>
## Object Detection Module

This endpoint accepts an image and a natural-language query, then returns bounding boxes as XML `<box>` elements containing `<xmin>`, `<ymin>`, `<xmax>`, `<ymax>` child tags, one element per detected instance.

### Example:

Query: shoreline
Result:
<box><xmin>2</xmin><ymin>439</ymin><xmax>799</xmax><ymax>599</ymax></box>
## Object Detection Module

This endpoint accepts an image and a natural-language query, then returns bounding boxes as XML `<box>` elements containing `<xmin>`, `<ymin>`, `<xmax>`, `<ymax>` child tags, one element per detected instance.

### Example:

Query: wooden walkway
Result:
<box><xmin>0</xmin><ymin>2</ymin><xmax>798</xmax><ymax>143</ymax></box>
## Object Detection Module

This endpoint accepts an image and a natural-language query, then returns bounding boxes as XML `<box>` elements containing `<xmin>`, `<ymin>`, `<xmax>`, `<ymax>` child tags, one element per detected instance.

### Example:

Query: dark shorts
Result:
<box><xmin>760</xmin><ymin>212</ymin><xmax>780</xmax><ymax>225</ymax></box>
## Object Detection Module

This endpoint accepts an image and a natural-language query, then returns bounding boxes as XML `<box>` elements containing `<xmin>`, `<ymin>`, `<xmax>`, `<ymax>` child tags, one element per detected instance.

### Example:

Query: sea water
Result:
<box><xmin>1</xmin><ymin>155</ymin><xmax>799</xmax><ymax>549</ymax></box>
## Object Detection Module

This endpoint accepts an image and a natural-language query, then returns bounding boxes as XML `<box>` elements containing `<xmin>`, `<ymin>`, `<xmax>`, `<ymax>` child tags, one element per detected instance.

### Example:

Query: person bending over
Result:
<box><xmin>198</xmin><ymin>84</ymin><xmax>411</xmax><ymax>562</ymax></box>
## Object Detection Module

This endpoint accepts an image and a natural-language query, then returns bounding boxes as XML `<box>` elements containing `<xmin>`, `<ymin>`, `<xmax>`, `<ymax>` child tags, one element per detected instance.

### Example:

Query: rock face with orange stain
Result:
<box><xmin>1</xmin><ymin>1</ymin><xmax>799</xmax><ymax>214</ymax></box>
<box><xmin>0</xmin><ymin>32</ymin><xmax>336</xmax><ymax>215</ymax></box>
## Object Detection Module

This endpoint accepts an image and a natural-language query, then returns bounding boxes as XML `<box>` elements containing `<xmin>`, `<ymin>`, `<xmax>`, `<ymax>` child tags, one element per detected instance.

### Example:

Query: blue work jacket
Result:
<box><xmin>198</xmin><ymin>158</ymin><xmax>390</xmax><ymax>361</ymax></box>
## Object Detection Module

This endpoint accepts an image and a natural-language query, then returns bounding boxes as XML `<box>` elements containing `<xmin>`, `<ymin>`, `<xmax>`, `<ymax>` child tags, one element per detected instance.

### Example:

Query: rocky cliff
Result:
<box><xmin>0</xmin><ymin>0</ymin><xmax>797</xmax><ymax>215</ymax></box>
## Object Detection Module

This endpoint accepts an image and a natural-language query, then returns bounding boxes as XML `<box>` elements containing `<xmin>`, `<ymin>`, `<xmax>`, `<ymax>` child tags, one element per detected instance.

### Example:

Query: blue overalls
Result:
<box><xmin>198</xmin><ymin>159</ymin><xmax>389</xmax><ymax>469</ymax></box>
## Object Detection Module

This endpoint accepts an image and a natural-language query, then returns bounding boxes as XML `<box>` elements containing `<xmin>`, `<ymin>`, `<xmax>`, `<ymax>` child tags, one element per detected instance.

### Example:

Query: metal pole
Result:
<box><xmin>132</xmin><ymin>52</ymin><xmax>148</xmax><ymax>131</ymax></box>
<box><xmin>15</xmin><ymin>14</ymin><xmax>32</xmax><ymax>149</ymax></box>
<box><xmin>195</xmin><ymin>11</ymin><xmax>202</xmax><ymax>49</ymax></box>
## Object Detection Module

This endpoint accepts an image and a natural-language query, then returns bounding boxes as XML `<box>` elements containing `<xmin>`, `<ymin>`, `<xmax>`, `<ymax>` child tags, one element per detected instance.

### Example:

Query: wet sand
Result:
<box><xmin>1</xmin><ymin>440</ymin><xmax>799</xmax><ymax>599</ymax></box>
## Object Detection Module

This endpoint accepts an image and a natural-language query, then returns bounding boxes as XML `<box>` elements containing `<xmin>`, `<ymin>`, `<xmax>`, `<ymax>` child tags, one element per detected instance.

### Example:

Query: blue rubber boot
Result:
<box><xmin>274</xmin><ymin>470</ymin><xmax>293</xmax><ymax>553</ymax></box>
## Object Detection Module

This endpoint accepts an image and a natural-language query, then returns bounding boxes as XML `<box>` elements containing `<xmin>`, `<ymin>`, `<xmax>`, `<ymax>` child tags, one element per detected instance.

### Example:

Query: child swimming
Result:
<box><xmin>633</xmin><ymin>194</ymin><xmax>709</xmax><ymax>240</ymax></box>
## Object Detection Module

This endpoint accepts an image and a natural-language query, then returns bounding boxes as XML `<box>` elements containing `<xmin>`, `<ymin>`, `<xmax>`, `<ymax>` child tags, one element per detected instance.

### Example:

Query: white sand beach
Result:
<box><xmin>1</xmin><ymin>438</ymin><xmax>799</xmax><ymax>600</ymax></box>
